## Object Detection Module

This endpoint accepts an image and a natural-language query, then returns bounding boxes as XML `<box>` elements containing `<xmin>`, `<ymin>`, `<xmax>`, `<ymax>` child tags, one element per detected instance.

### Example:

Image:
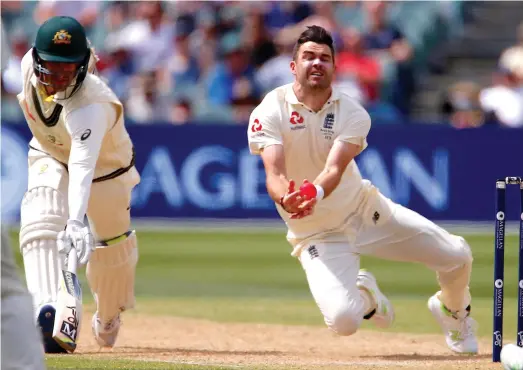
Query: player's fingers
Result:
<box><xmin>286</xmin><ymin>190</ymin><xmax>302</xmax><ymax>205</ymax></box>
<box><xmin>288</xmin><ymin>179</ymin><xmax>295</xmax><ymax>192</ymax></box>
<box><xmin>298</xmin><ymin>198</ymin><xmax>316</xmax><ymax>210</ymax></box>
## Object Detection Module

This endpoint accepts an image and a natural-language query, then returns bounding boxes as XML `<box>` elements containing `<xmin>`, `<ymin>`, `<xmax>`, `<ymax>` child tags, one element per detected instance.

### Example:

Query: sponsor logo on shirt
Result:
<box><xmin>251</xmin><ymin>118</ymin><xmax>262</xmax><ymax>133</ymax></box>
<box><xmin>290</xmin><ymin>111</ymin><xmax>305</xmax><ymax>130</ymax></box>
<box><xmin>321</xmin><ymin>112</ymin><xmax>335</xmax><ymax>139</ymax></box>
<box><xmin>81</xmin><ymin>129</ymin><xmax>91</xmax><ymax>141</ymax></box>
<box><xmin>250</xmin><ymin>119</ymin><xmax>265</xmax><ymax>137</ymax></box>
<box><xmin>324</xmin><ymin>113</ymin><xmax>334</xmax><ymax>129</ymax></box>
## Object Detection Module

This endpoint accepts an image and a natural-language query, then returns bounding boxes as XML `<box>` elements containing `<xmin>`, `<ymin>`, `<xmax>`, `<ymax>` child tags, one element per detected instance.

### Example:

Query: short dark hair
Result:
<box><xmin>292</xmin><ymin>25</ymin><xmax>335</xmax><ymax>61</ymax></box>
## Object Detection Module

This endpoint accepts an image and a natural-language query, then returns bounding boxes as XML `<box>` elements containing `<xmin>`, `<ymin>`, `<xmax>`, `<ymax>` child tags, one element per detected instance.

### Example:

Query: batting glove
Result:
<box><xmin>57</xmin><ymin>219</ymin><xmax>94</xmax><ymax>266</ymax></box>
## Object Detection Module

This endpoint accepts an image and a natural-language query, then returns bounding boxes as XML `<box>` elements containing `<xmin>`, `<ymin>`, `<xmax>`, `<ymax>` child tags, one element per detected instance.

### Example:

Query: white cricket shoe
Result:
<box><xmin>428</xmin><ymin>292</ymin><xmax>478</xmax><ymax>354</ymax></box>
<box><xmin>92</xmin><ymin>312</ymin><xmax>121</xmax><ymax>348</ymax></box>
<box><xmin>356</xmin><ymin>269</ymin><xmax>395</xmax><ymax>328</ymax></box>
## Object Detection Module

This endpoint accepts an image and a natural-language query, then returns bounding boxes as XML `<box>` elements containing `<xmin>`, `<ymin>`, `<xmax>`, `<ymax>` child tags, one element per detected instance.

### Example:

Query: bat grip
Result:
<box><xmin>67</xmin><ymin>246</ymin><xmax>78</xmax><ymax>273</ymax></box>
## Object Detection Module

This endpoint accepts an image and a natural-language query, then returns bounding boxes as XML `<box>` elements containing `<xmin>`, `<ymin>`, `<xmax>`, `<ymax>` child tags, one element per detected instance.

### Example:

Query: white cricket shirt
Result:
<box><xmin>248</xmin><ymin>83</ymin><xmax>377</xmax><ymax>253</ymax></box>
<box><xmin>17</xmin><ymin>49</ymin><xmax>135</xmax><ymax>223</ymax></box>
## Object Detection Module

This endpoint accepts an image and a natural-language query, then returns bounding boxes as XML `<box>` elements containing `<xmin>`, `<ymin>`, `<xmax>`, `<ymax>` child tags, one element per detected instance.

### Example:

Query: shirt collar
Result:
<box><xmin>284</xmin><ymin>83</ymin><xmax>342</xmax><ymax>108</ymax></box>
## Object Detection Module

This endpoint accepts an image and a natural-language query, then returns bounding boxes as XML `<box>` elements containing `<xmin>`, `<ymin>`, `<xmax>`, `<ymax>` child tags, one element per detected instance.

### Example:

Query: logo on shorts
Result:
<box><xmin>308</xmin><ymin>245</ymin><xmax>319</xmax><ymax>259</ymax></box>
<box><xmin>372</xmin><ymin>211</ymin><xmax>380</xmax><ymax>224</ymax></box>
<box><xmin>81</xmin><ymin>129</ymin><xmax>91</xmax><ymax>141</ymax></box>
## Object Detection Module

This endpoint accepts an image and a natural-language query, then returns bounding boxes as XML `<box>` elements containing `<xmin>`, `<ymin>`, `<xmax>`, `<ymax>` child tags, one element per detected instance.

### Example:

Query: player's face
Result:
<box><xmin>291</xmin><ymin>42</ymin><xmax>335</xmax><ymax>90</ymax></box>
<box><xmin>39</xmin><ymin>61</ymin><xmax>80</xmax><ymax>94</ymax></box>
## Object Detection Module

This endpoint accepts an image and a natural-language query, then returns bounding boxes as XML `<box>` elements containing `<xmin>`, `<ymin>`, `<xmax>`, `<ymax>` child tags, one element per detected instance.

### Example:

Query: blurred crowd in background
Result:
<box><xmin>1</xmin><ymin>1</ymin><xmax>523</xmax><ymax>128</ymax></box>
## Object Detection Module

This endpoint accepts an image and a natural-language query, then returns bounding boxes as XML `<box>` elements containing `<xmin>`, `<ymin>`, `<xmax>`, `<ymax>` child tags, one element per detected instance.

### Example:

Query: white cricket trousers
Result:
<box><xmin>298</xmin><ymin>192</ymin><xmax>473</xmax><ymax>336</ymax></box>
<box><xmin>1</xmin><ymin>230</ymin><xmax>46</xmax><ymax>370</ymax></box>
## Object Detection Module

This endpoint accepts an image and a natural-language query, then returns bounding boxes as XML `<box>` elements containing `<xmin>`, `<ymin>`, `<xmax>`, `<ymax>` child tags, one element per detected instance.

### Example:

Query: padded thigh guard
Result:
<box><xmin>19</xmin><ymin>158</ymin><xmax>69</xmax><ymax>314</ymax></box>
<box><xmin>86</xmin><ymin>231</ymin><xmax>138</xmax><ymax>325</ymax></box>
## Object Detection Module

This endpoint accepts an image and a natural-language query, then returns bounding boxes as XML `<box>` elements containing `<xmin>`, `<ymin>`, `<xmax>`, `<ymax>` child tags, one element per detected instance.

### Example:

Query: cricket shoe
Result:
<box><xmin>428</xmin><ymin>292</ymin><xmax>478</xmax><ymax>354</ymax></box>
<box><xmin>356</xmin><ymin>269</ymin><xmax>395</xmax><ymax>328</ymax></box>
<box><xmin>92</xmin><ymin>312</ymin><xmax>121</xmax><ymax>348</ymax></box>
<box><xmin>37</xmin><ymin>304</ymin><xmax>68</xmax><ymax>353</ymax></box>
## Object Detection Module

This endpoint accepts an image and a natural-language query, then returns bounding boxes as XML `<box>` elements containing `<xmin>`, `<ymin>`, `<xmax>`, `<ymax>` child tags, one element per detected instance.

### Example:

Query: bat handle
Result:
<box><xmin>67</xmin><ymin>247</ymin><xmax>78</xmax><ymax>273</ymax></box>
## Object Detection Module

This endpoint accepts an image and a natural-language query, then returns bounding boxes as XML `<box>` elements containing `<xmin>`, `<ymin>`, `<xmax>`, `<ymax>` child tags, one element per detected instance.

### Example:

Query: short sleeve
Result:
<box><xmin>335</xmin><ymin>106</ymin><xmax>371</xmax><ymax>154</ymax></box>
<box><xmin>247</xmin><ymin>104</ymin><xmax>283</xmax><ymax>155</ymax></box>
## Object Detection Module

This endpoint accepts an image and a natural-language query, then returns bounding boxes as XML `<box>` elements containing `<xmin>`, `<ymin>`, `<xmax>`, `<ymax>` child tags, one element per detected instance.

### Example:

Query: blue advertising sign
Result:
<box><xmin>2</xmin><ymin>122</ymin><xmax>521</xmax><ymax>223</ymax></box>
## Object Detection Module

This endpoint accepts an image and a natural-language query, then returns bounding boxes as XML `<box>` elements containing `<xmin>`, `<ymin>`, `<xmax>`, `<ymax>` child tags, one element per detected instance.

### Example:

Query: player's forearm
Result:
<box><xmin>266</xmin><ymin>173</ymin><xmax>290</xmax><ymax>204</ymax></box>
<box><xmin>313</xmin><ymin>167</ymin><xmax>344</xmax><ymax>199</ymax></box>
<box><xmin>65</xmin><ymin>103</ymin><xmax>112</xmax><ymax>222</ymax></box>
<box><xmin>67</xmin><ymin>164</ymin><xmax>95</xmax><ymax>222</ymax></box>
<box><xmin>67</xmin><ymin>130</ymin><xmax>103</xmax><ymax>221</ymax></box>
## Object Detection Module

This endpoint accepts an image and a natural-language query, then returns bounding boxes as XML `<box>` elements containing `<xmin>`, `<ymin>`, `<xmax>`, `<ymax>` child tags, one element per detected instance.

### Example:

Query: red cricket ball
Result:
<box><xmin>299</xmin><ymin>182</ymin><xmax>317</xmax><ymax>198</ymax></box>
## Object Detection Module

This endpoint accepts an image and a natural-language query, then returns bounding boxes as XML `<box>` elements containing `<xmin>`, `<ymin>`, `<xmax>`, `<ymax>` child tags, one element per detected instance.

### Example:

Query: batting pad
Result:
<box><xmin>19</xmin><ymin>186</ymin><xmax>68</xmax><ymax>315</ymax></box>
<box><xmin>21</xmin><ymin>239</ymin><xmax>61</xmax><ymax>315</ymax></box>
<box><xmin>86</xmin><ymin>231</ymin><xmax>138</xmax><ymax>324</ymax></box>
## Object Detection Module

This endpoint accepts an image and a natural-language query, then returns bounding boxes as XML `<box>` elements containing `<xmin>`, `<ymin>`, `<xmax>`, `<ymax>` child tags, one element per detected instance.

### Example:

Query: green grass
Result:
<box><xmin>10</xmin><ymin>231</ymin><xmax>517</xmax><ymax>300</ymax></box>
<box><xmin>7</xmin><ymin>229</ymin><xmax>520</xmax><ymax>369</ymax></box>
<box><xmin>46</xmin><ymin>356</ymin><xmax>237</xmax><ymax>369</ymax></box>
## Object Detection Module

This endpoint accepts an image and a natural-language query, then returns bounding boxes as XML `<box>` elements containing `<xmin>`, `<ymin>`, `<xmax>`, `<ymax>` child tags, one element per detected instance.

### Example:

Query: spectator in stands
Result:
<box><xmin>125</xmin><ymin>70</ymin><xmax>171</xmax><ymax>124</ymax></box>
<box><xmin>498</xmin><ymin>22</ymin><xmax>523</xmax><ymax>83</ymax></box>
<box><xmin>361</xmin><ymin>1</ymin><xmax>414</xmax><ymax>115</ymax></box>
<box><xmin>202</xmin><ymin>32</ymin><xmax>262</xmax><ymax>122</ymax></box>
<box><xmin>441</xmin><ymin>81</ymin><xmax>493</xmax><ymax>129</ymax></box>
<box><xmin>479</xmin><ymin>65</ymin><xmax>523</xmax><ymax>128</ymax></box>
<box><xmin>169</xmin><ymin>98</ymin><xmax>193</xmax><ymax>125</ymax></box>
<box><xmin>242</xmin><ymin>5</ymin><xmax>277</xmax><ymax>68</ymax></box>
<box><xmin>255</xmin><ymin>29</ymin><xmax>295</xmax><ymax>95</ymax></box>
<box><xmin>163</xmin><ymin>18</ymin><xmax>200</xmax><ymax>96</ymax></box>
<box><xmin>263</xmin><ymin>2</ymin><xmax>313</xmax><ymax>33</ymax></box>
<box><xmin>119</xmin><ymin>1</ymin><xmax>174</xmax><ymax>73</ymax></box>
<box><xmin>337</xmin><ymin>27</ymin><xmax>381</xmax><ymax>104</ymax></box>
<box><xmin>189</xmin><ymin>6</ymin><xmax>219</xmax><ymax>68</ymax></box>
<box><xmin>98</xmin><ymin>44</ymin><xmax>134</xmax><ymax>102</ymax></box>
<box><xmin>33</xmin><ymin>0</ymin><xmax>100</xmax><ymax>32</ymax></box>
<box><xmin>1</xmin><ymin>28</ymin><xmax>28</xmax><ymax>121</ymax></box>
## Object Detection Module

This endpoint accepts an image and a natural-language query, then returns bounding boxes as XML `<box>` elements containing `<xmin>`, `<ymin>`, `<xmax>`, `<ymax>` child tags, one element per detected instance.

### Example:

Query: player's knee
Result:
<box><xmin>19</xmin><ymin>186</ymin><xmax>67</xmax><ymax>313</ymax></box>
<box><xmin>87</xmin><ymin>231</ymin><xmax>138</xmax><ymax>322</ymax></box>
<box><xmin>326</xmin><ymin>305</ymin><xmax>363</xmax><ymax>336</ymax></box>
<box><xmin>446</xmin><ymin>235</ymin><xmax>473</xmax><ymax>271</ymax></box>
<box><xmin>19</xmin><ymin>186</ymin><xmax>67</xmax><ymax>248</ymax></box>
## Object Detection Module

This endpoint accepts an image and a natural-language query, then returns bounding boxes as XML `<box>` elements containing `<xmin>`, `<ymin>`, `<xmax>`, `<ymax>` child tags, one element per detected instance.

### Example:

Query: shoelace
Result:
<box><xmin>458</xmin><ymin>317</ymin><xmax>478</xmax><ymax>340</ymax></box>
<box><xmin>100</xmin><ymin>315</ymin><xmax>120</xmax><ymax>332</ymax></box>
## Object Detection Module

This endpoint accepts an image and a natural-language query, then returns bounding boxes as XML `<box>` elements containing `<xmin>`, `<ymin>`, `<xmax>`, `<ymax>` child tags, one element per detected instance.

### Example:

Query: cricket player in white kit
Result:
<box><xmin>16</xmin><ymin>16</ymin><xmax>140</xmax><ymax>353</ymax></box>
<box><xmin>247</xmin><ymin>26</ymin><xmax>478</xmax><ymax>354</ymax></box>
<box><xmin>1</xmin><ymin>22</ymin><xmax>47</xmax><ymax>370</ymax></box>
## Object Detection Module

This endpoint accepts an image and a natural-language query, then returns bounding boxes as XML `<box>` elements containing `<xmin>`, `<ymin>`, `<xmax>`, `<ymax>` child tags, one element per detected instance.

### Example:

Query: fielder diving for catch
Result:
<box><xmin>17</xmin><ymin>15</ymin><xmax>140</xmax><ymax>353</ymax></box>
<box><xmin>247</xmin><ymin>25</ymin><xmax>478</xmax><ymax>354</ymax></box>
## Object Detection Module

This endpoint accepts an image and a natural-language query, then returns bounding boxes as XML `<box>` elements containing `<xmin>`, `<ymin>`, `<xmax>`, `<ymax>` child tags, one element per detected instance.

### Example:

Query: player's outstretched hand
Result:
<box><xmin>290</xmin><ymin>180</ymin><xmax>317</xmax><ymax>219</ymax></box>
<box><xmin>57</xmin><ymin>219</ymin><xmax>94</xmax><ymax>266</ymax></box>
<box><xmin>280</xmin><ymin>179</ymin><xmax>306</xmax><ymax>214</ymax></box>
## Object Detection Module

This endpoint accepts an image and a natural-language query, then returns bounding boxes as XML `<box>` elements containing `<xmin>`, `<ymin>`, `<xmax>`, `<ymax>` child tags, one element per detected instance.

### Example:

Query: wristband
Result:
<box><xmin>315</xmin><ymin>185</ymin><xmax>325</xmax><ymax>202</ymax></box>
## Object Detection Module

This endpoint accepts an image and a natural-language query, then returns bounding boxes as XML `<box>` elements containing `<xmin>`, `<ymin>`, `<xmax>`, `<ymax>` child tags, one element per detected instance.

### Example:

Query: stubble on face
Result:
<box><xmin>294</xmin><ymin>42</ymin><xmax>335</xmax><ymax>92</ymax></box>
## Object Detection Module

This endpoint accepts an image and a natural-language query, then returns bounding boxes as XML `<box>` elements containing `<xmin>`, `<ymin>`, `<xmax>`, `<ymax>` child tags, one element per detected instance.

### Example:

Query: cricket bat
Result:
<box><xmin>52</xmin><ymin>248</ymin><xmax>83</xmax><ymax>353</ymax></box>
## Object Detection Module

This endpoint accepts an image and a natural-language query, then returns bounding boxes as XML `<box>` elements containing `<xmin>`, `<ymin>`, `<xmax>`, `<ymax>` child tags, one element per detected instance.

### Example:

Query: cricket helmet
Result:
<box><xmin>32</xmin><ymin>16</ymin><xmax>90</xmax><ymax>96</ymax></box>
